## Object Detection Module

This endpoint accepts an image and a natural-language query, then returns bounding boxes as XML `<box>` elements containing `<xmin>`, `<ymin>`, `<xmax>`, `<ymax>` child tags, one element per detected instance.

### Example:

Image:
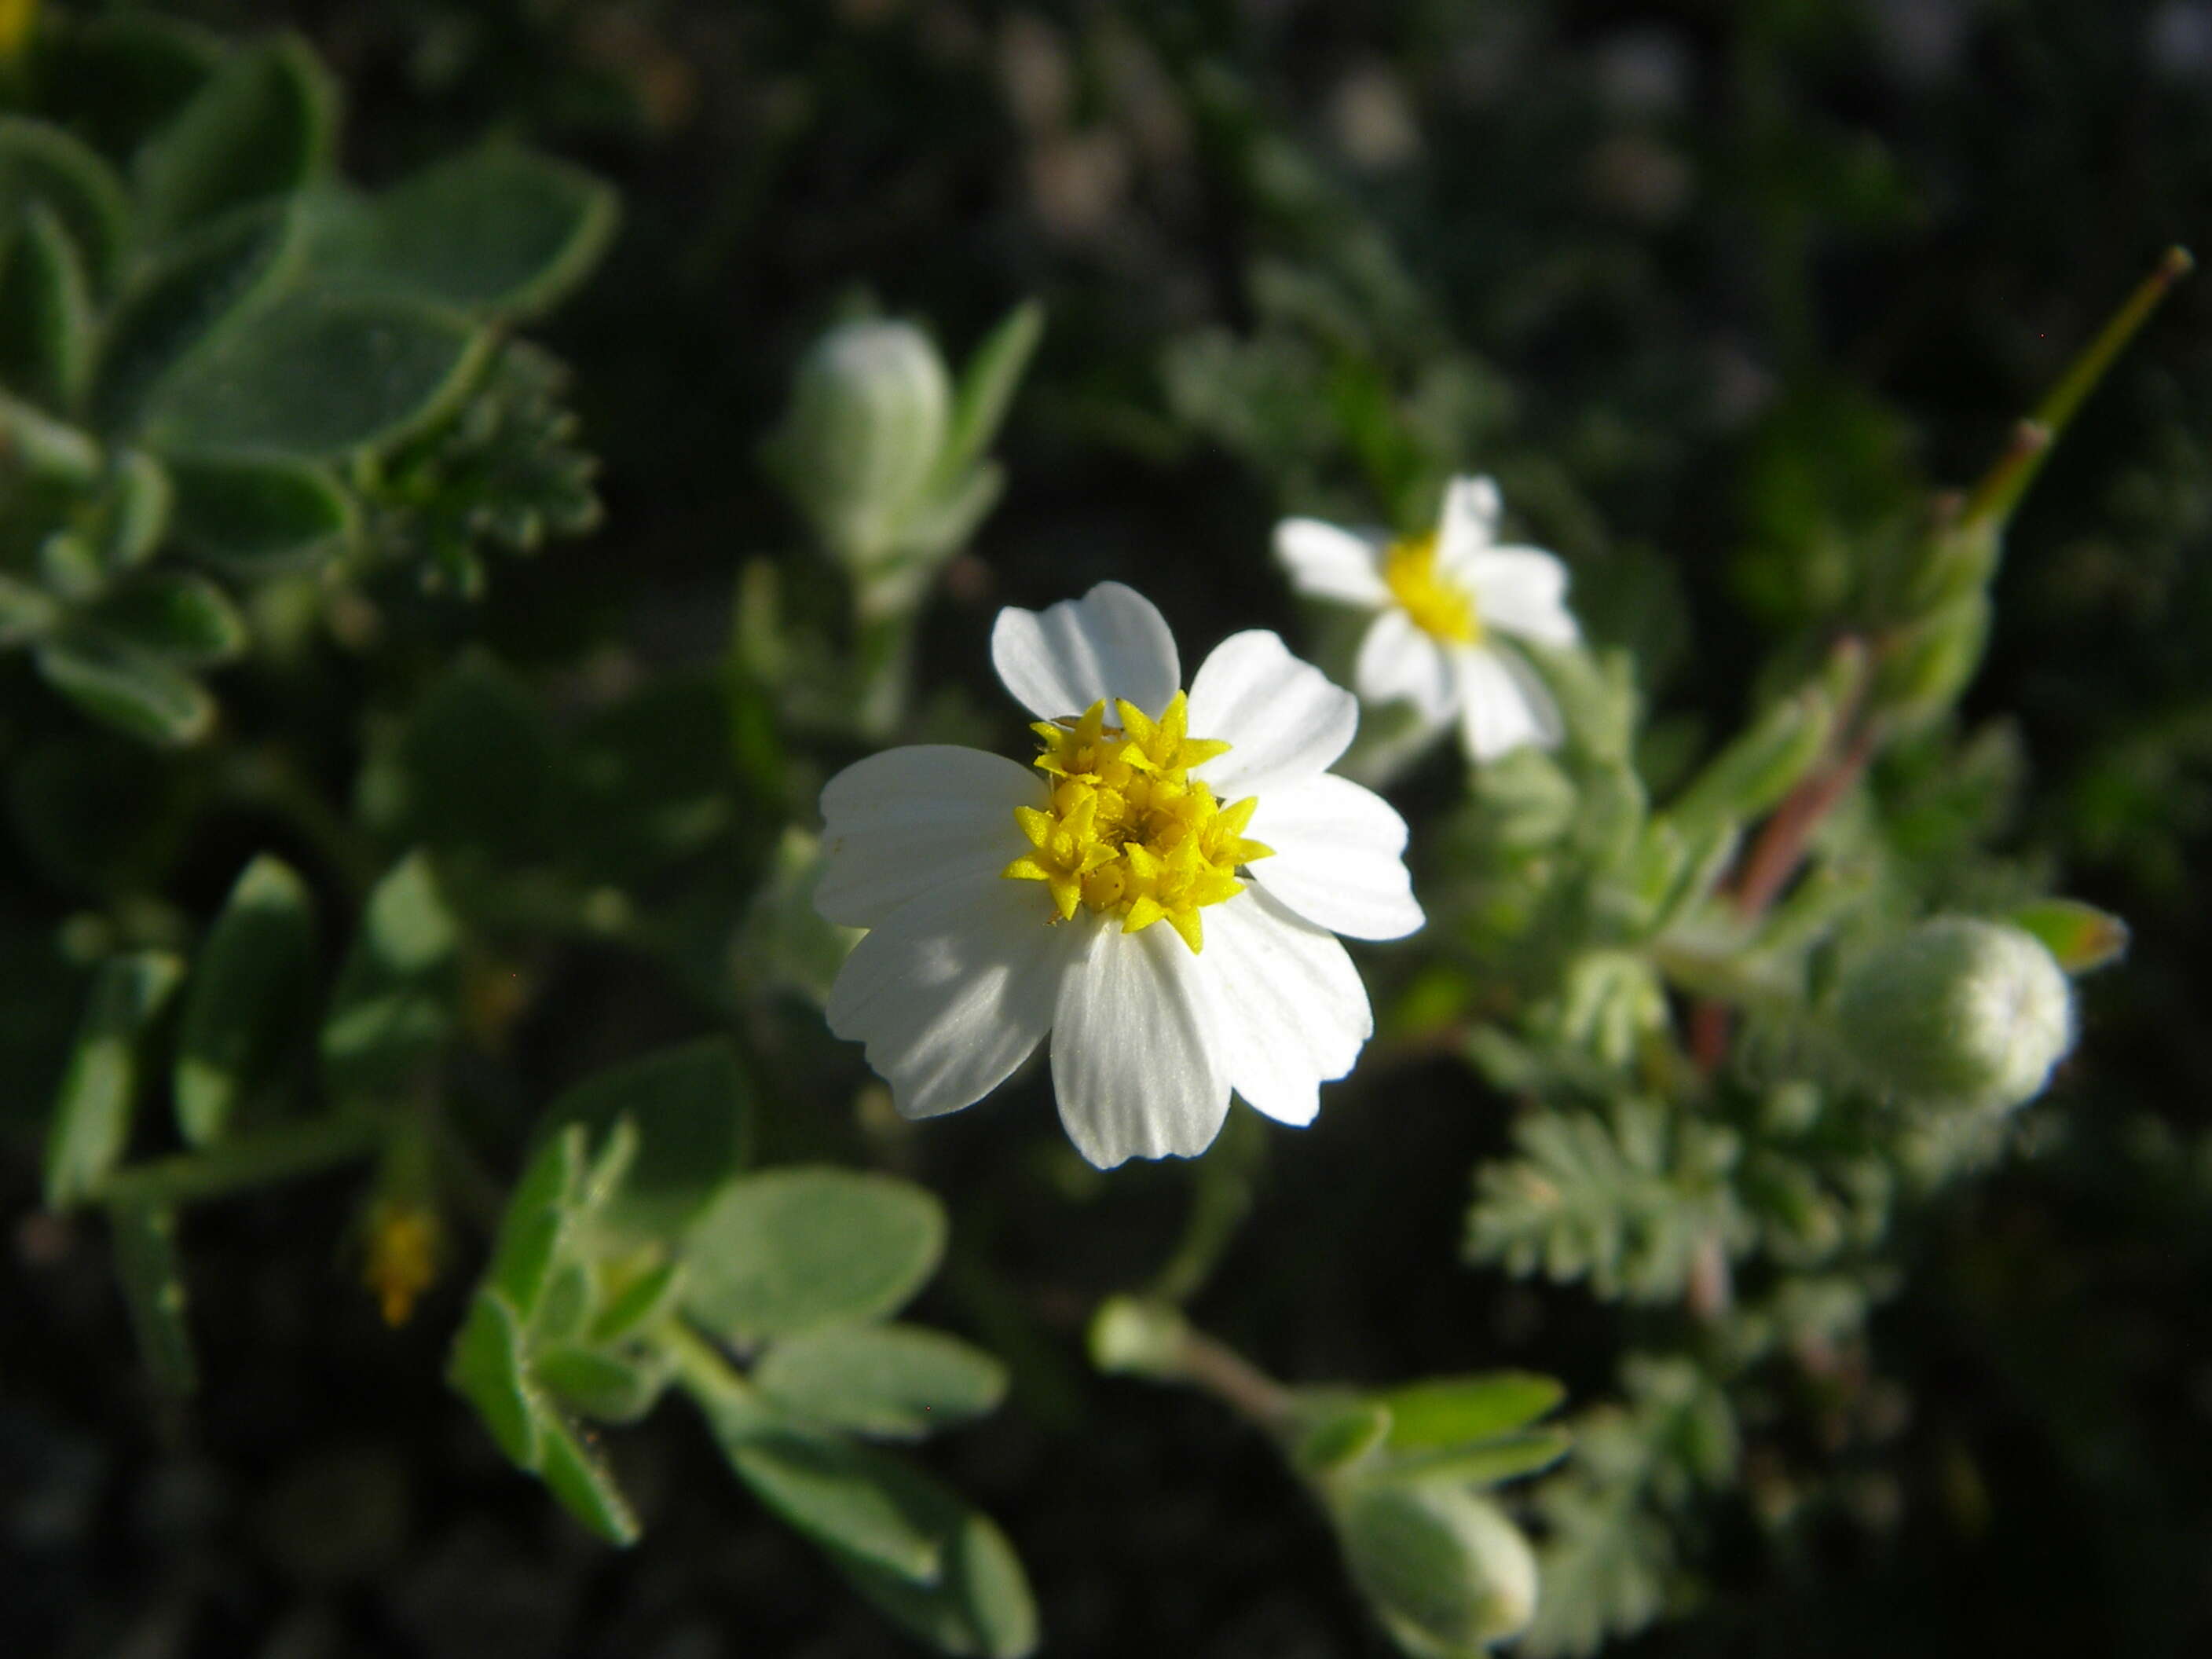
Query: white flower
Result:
<box><xmin>815</xmin><ymin>582</ymin><xmax>1423</xmax><ymax>1169</ymax></box>
<box><xmin>1275</xmin><ymin>475</ymin><xmax>1581</xmax><ymax>762</ymax></box>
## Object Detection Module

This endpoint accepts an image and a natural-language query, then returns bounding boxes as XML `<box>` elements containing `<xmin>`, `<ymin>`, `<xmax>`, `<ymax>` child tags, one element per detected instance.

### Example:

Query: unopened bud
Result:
<box><xmin>1837</xmin><ymin>917</ymin><xmax>2075</xmax><ymax>1111</ymax></box>
<box><xmin>1338</xmin><ymin>1483</ymin><xmax>1539</xmax><ymax>1654</ymax></box>
<box><xmin>769</xmin><ymin>320</ymin><xmax>950</xmax><ymax>570</ymax></box>
<box><xmin>1088</xmin><ymin>1295</ymin><xmax>1189</xmax><ymax>1379</ymax></box>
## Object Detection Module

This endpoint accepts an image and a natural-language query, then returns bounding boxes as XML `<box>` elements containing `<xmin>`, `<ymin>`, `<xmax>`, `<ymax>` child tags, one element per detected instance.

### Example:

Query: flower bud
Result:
<box><xmin>768</xmin><ymin>320</ymin><xmax>950</xmax><ymax>571</ymax></box>
<box><xmin>1087</xmin><ymin>1295</ymin><xmax>1190</xmax><ymax>1379</ymax></box>
<box><xmin>1337</xmin><ymin>1483</ymin><xmax>1539</xmax><ymax>1654</ymax></box>
<box><xmin>1836</xmin><ymin>917</ymin><xmax>2075</xmax><ymax>1111</ymax></box>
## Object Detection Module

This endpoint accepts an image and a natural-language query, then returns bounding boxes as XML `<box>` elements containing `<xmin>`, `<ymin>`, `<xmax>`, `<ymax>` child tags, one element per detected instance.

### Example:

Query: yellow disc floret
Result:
<box><xmin>1383</xmin><ymin>530</ymin><xmax>1481</xmax><ymax>645</ymax></box>
<box><xmin>1002</xmin><ymin>690</ymin><xmax>1271</xmax><ymax>953</ymax></box>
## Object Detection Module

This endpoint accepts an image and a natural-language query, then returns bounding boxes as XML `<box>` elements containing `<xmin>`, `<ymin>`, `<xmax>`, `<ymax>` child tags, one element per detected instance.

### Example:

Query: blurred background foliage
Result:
<box><xmin>5</xmin><ymin>1</ymin><xmax>2212</xmax><ymax>1656</ymax></box>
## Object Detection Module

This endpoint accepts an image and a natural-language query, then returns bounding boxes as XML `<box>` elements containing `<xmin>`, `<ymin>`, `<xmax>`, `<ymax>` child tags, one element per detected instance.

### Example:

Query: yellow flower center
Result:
<box><xmin>1383</xmin><ymin>530</ymin><xmax>1481</xmax><ymax>644</ymax></box>
<box><xmin>1001</xmin><ymin>690</ymin><xmax>1272</xmax><ymax>953</ymax></box>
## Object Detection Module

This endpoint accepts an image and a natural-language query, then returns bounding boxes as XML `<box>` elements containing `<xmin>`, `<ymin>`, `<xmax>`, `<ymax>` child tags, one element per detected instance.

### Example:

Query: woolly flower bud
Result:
<box><xmin>1338</xmin><ymin>1484</ymin><xmax>1539</xmax><ymax>1654</ymax></box>
<box><xmin>1837</xmin><ymin>917</ymin><xmax>2075</xmax><ymax>1112</ymax></box>
<box><xmin>771</xmin><ymin>320</ymin><xmax>950</xmax><ymax>569</ymax></box>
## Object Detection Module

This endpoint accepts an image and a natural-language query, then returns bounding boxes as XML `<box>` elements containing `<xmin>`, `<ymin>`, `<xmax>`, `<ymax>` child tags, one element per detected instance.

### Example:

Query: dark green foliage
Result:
<box><xmin>0</xmin><ymin>19</ymin><xmax>611</xmax><ymax>743</ymax></box>
<box><xmin>9</xmin><ymin>4</ymin><xmax>2212</xmax><ymax>1658</ymax></box>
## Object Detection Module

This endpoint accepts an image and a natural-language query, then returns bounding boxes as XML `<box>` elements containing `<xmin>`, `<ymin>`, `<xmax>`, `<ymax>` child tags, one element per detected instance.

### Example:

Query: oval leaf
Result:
<box><xmin>0</xmin><ymin>116</ymin><xmax>131</xmax><ymax>294</ymax></box>
<box><xmin>91</xmin><ymin>573</ymin><xmax>248</xmax><ymax>667</ymax></box>
<box><xmin>44</xmin><ymin>952</ymin><xmax>185</xmax><ymax>1209</ymax></box>
<box><xmin>167</xmin><ymin>450</ymin><xmax>355</xmax><ymax>572</ymax></box>
<box><xmin>754</xmin><ymin>1324</ymin><xmax>1008</xmax><ymax>1441</ymax></box>
<box><xmin>134</xmin><ymin>35</ymin><xmax>335</xmax><ymax>243</ymax></box>
<box><xmin>173</xmin><ymin>854</ymin><xmax>317</xmax><ymax>1147</ymax></box>
<box><xmin>682</xmin><ymin>1167</ymin><xmax>946</xmax><ymax>1345</ymax></box>
<box><xmin>309</xmin><ymin>143</ymin><xmax>618</xmax><ymax>320</ymax></box>
<box><xmin>35</xmin><ymin>630</ymin><xmax>214</xmax><ymax>746</ymax></box>
<box><xmin>137</xmin><ymin>291</ymin><xmax>492</xmax><ymax>460</ymax></box>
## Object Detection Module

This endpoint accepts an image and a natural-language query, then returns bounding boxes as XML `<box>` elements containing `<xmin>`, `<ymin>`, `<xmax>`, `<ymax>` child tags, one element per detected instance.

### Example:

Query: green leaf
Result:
<box><xmin>536</xmin><ymin>1408</ymin><xmax>642</xmax><ymax>1545</ymax></box>
<box><xmin>0</xmin><ymin>201</ymin><xmax>97</xmax><ymax>412</ymax></box>
<box><xmin>1379</xmin><ymin>1373</ymin><xmax>1566</xmax><ymax>1453</ymax></box>
<box><xmin>1664</xmin><ymin>686</ymin><xmax>1834</xmax><ymax>835</ymax></box>
<box><xmin>0</xmin><ymin>117</ymin><xmax>132</xmax><ymax>295</ymax></box>
<box><xmin>0</xmin><ymin>573</ymin><xmax>60</xmax><ymax>645</ymax></box>
<box><xmin>826</xmin><ymin>1495</ymin><xmax>1039</xmax><ymax>1658</ymax></box>
<box><xmin>590</xmin><ymin>1258</ymin><xmax>686</xmax><ymax>1345</ymax></box>
<box><xmin>134</xmin><ymin>35</ymin><xmax>336</xmax><ymax>243</ymax></box>
<box><xmin>936</xmin><ymin>299</ymin><xmax>1043</xmax><ymax>485</ymax></box>
<box><xmin>33</xmin><ymin>16</ymin><xmax>224</xmax><ymax>165</ymax></box>
<box><xmin>101</xmin><ymin>451</ymin><xmax>174</xmax><ymax>570</ymax></box>
<box><xmin>449</xmin><ymin>1288</ymin><xmax>543</xmax><ymax>1470</ymax></box>
<box><xmin>35</xmin><ymin>629</ymin><xmax>214</xmax><ymax>746</ymax></box>
<box><xmin>1385</xmin><ymin>1427</ymin><xmax>1574</xmax><ymax>1490</ymax></box>
<box><xmin>43</xmin><ymin>951</ymin><xmax>185</xmax><ymax>1209</ymax></box>
<box><xmin>309</xmin><ymin>144</ymin><xmax>619</xmax><ymax>320</ymax></box>
<box><xmin>91</xmin><ymin>573</ymin><xmax>248</xmax><ymax>666</ymax></box>
<box><xmin>715</xmin><ymin>1421</ymin><xmax>946</xmax><ymax>1584</ymax></box>
<box><xmin>93</xmin><ymin>201</ymin><xmax>310</xmax><ymax>432</ymax></box>
<box><xmin>0</xmin><ymin>388</ymin><xmax>101</xmax><ymax>485</ymax></box>
<box><xmin>540</xmin><ymin>1040</ymin><xmax>752</xmax><ymax>1247</ymax></box>
<box><xmin>1292</xmin><ymin>1397</ymin><xmax>1396</xmax><ymax>1475</ymax></box>
<box><xmin>753</xmin><ymin>1324</ymin><xmax>1008</xmax><ymax>1441</ymax></box>
<box><xmin>167</xmin><ymin>451</ymin><xmax>355</xmax><ymax>572</ymax></box>
<box><xmin>2006</xmin><ymin>898</ymin><xmax>2129</xmax><ymax>976</ymax></box>
<box><xmin>137</xmin><ymin>292</ymin><xmax>493</xmax><ymax>460</ymax></box>
<box><xmin>536</xmin><ymin>1343</ymin><xmax>672</xmax><ymax>1426</ymax></box>
<box><xmin>683</xmin><ymin>1167</ymin><xmax>947</xmax><ymax>1345</ymax></box>
<box><xmin>488</xmin><ymin>1125</ymin><xmax>588</xmax><ymax>1323</ymax></box>
<box><xmin>319</xmin><ymin>851</ymin><xmax>459</xmax><ymax>1093</ymax></box>
<box><xmin>108</xmin><ymin>1201</ymin><xmax>197</xmax><ymax>1395</ymax></box>
<box><xmin>173</xmin><ymin>854</ymin><xmax>317</xmax><ymax>1147</ymax></box>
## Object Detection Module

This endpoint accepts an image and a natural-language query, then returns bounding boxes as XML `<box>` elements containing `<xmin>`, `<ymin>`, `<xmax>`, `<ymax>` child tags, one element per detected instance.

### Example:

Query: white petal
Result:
<box><xmin>1354</xmin><ymin>609</ymin><xmax>1459</xmax><ymax>725</ymax></box>
<box><xmin>1275</xmin><ymin>518</ymin><xmax>1390</xmax><ymax>606</ymax></box>
<box><xmin>1050</xmin><ymin>917</ymin><xmax>1229</xmax><ymax>1168</ymax></box>
<box><xmin>1248</xmin><ymin>772</ymin><xmax>1425</xmax><ymax>941</ymax></box>
<box><xmin>1434</xmin><ymin>475</ymin><xmax>1502</xmax><ymax>570</ymax></box>
<box><xmin>826</xmin><ymin>874</ymin><xmax>1070</xmax><ymax>1120</ymax></box>
<box><xmin>817</xmin><ymin>746</ymin><xmax>1041</xmax><ymax>928</ymax></box>
<box><xmin>1454</xmin><ymin>645</ymin><xmax>1562</xmax><ymax>762</ymax></box>
<box><xmin>1199</xmin><ymin>888</ymin><xmax>1372</xmax><ymax>1126</ymax></box>
<box><xmin>991</xmin><ymin>581</ymin><xmax>1181</xmax><ymax>723</ymax></box>
<box><xmin>1187</xmin><ymin>630</ymin><xmax>1358</xmax><ymax>800</ymax></box>
<box><xmin>1467</xmin><ymin>546</ymin><xmax>1580</xmax><ymax>646</ymax></box>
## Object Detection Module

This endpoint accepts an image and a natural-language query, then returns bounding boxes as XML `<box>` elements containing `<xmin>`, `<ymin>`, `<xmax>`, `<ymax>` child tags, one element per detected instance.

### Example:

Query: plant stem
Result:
<box><xmin>91</xmin><ymin>1111</ymin><xmax>385</xmax><ymax>1208</ymax></box>
<box><xmin>1961</xmin><ymin>245</ymin><xmax>2193</xmax><ymax>531</ymax></box>
<box><xmin>1170</xmin><ymin>1322</ymin><xmax>1299</xmax><ymax>1434</ymax></box>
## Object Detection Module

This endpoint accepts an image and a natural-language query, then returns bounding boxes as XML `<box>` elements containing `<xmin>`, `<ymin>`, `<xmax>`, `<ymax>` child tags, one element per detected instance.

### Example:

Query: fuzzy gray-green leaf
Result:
<box><xmin>682</xmin><ymin>1167</ymin><xmax>946</xmax><ymax>1345</ymax></box>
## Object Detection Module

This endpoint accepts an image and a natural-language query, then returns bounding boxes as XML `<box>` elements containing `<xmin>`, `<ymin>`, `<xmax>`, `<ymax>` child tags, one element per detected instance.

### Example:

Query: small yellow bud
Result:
<box><xmin>363</xmin><ymin>1201</ymin><xmax>441</xmax><ymax>1327</ymax></box>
